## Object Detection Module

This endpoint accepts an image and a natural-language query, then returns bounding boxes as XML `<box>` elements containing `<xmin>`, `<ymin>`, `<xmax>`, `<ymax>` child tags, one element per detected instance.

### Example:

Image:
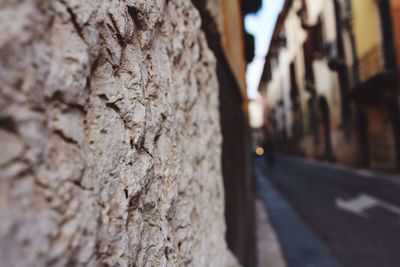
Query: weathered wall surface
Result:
<box><xmin>192</xmin><ymin>1</ymin><xmax>256</xmax><ymax>266</ymax></box>
<box><xmin>0</xmin><ymin>0</ymin><xmax>237</xmax><ymax>266</ymax></box>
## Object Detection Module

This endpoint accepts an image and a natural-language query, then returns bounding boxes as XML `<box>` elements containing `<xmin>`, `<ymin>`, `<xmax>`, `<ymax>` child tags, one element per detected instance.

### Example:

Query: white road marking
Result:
<box><xmin>355</xmin><ymin>169</ymin><xmax>374</xmax><ymax>178</ymax></box>
<box><xmin>335</xmin><ymin>194</ymin><xmax>400</xmax><ymax>217</ymax></box>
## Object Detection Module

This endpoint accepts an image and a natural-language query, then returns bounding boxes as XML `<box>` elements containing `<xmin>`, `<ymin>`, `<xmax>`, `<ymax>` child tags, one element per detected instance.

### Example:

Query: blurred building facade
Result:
<box><xmin>194</xmin><ymin>1</ymin><xmax>261</xmax><ymax>266</ymax></box>
<box><xmin>258</xmin><ymin>0</ymin><xmax>400</xmax><ymax>170</ymax></box>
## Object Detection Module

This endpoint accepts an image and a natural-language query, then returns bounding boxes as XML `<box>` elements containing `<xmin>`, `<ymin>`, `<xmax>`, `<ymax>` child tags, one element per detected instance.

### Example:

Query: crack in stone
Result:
<box><xmin>59</xmin><ymin>1</ymin><xmax>86</xmax><ymax>43</ymax></box>
<box><xmin>53</xmin><ymin>129</ymin><xmax>80</xmax><ymax>146</ymax></box>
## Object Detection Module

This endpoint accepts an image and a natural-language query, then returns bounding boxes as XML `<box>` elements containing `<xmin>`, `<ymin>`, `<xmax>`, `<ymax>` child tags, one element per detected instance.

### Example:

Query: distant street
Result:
<box><xmin>255</xmin><ymin>155</ymin><xmax>400</xmax><ymax>267</ymax></box>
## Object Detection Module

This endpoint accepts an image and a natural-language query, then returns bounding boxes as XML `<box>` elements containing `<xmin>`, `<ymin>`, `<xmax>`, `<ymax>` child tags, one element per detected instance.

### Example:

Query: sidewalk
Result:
<box><xmin>256</xmin><ymin>199</ymin><xmax>286</xmax><ymax>267</ymax></box>
<box><xmin>254</xmin><ymin>156</ymin><xmax>341</xmax><ymax>267</ymax></box>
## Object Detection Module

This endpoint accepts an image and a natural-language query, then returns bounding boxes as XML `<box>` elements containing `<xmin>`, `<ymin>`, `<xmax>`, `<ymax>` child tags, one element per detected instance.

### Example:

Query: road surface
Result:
<box><xmin>255</xmin><ymin>155</ymin><xmax>400</xmax><ymax>267</ymax></box>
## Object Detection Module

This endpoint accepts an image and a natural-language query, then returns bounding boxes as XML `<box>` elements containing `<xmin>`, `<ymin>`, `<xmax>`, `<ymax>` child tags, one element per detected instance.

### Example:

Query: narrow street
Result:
<box><xmin>255</xmin><ymin>155</ymin><xmax>400</xmax><ymax>267</ymax></box>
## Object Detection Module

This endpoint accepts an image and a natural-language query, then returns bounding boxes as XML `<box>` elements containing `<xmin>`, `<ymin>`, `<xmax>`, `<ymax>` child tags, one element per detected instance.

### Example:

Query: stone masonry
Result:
<box><xmin>0</xmin><ymin>0</ymin><xmax>237</xmax><ymax>266</ymax></box>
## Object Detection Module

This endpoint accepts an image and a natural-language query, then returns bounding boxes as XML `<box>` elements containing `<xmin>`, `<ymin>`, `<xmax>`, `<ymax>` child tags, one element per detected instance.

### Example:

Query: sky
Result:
<box><xmin>245</xmin><ymin>0</ymin><xmax>285</xmax><ymax>99</ymax></box>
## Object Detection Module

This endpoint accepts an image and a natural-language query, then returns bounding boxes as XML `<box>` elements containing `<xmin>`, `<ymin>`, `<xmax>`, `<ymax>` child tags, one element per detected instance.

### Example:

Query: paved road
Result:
<box><xmin>257</xmin><ymin>155</ymin><xmax>400</xmax><ymax>267</ymax></box>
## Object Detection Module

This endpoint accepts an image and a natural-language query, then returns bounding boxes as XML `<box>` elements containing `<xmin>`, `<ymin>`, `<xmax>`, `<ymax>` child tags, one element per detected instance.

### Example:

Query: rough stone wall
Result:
<box><xmin>192</xmin><ymin>2</ymin><xmax>256</xmax><ymax>266</ymax></box>
<box><xmin>0</xmin><ymin>0</ymin><xmax>237</xmax><ymax>266</ymax></box>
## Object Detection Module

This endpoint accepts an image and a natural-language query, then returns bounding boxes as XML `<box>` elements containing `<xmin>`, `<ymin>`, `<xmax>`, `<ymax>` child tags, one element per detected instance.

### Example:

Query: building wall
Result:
<box><xmin>263</xmin><ymin>2</ymin><xmax>307</xmax><ymax>137</ymax></box>
<box><xmin>352</xmin><ymin>0</ymin><xmax>384</xmax><ymax>81</ymax></box>
<box><xmin>0</xmin><ymin>0</ymin><xmax>239</xmax><ymax>266</ymax></box>
<box><xmin>352</xmin><ymin>0</ymin><xmax>382</xmax><ymax>57</ymax></box>
<box><xmin>391</xmin><ymin>0</ymin><xmax>400</xmax><ymax>67</ymax></box>
<box><xmin>304</xmin><ymin>2</ymin><xmax>345</xmax><ymax>160</ymax></box>
<box><xmin>261</xmin><ymin>0</ymin><xmax>360</xmax><ymax>162</ymax></box>
<box><xmin>204</xmin><ymin>0</ymin><xmax>248</xmax><ymax>101</ymax></box>
<box><xmin>193</xmin><ymin>1</ymin><xmax>256</xmax><ymax>266</ymax></box>
<box><xmin>306</xmin><ymin>0</ymin><xmax>332</xmax><ymax>24</ymax></box>
<box><xmin>264</xmin><ymin>59</ymin><xmax>283</xmax><ymax>111</ymax></box>
<box><xmin>220</xmin><ymin>0</ymin><xmax>247</xmax><ymax>96</ymax></box>
<box><xmin>351</xmin><ymin>0</ymin><xmax>400</xmax><ymax>169</ymax></box>
<box><xmin>261</xmin><ymin>0</ymin><xmax>400</xmax><ymax>169</ymax></box>
<box><xmin>366</xmin><ymin>106</ymin><xmax>397</xmax><ymax>169</ymax></box>
<box><xmin>217</xmin><ymin>53</ymin><xmax>256</xmax><ymax>267</ymax></box>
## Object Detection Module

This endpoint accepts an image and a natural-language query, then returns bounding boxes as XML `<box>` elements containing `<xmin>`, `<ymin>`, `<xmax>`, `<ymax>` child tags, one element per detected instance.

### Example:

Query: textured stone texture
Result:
<box><xmin>193</xmin><ymin>1</ymin><xmax>256</xmax><ymax>266</ymax></box>
<box><xmin>0</xmin><ymin>0</ymin><xmax>237</xmax><ymax>266</ymax></box>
